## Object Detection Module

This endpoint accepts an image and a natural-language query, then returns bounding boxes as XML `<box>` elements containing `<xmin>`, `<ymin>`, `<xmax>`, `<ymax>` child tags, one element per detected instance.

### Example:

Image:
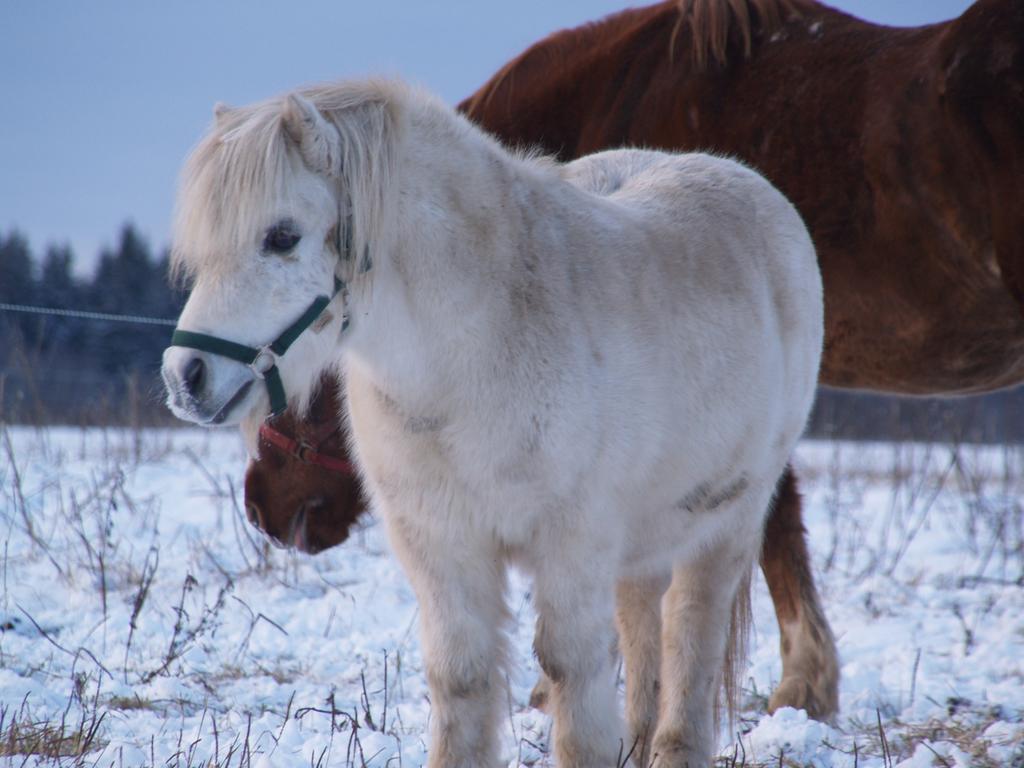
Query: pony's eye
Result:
<box><xmin>263</xmin><ymin>221</ymin><xmax>301</xmax><ymax>254</ymax></box>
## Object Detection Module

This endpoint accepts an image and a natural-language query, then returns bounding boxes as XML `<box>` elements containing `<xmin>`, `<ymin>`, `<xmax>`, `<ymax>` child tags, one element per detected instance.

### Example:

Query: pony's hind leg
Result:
<box><xmin>760</xmin><ymin>466</ymin><xmax>839</xmax><ymax>719</ymax></box>
<box><xmin>532</xmin><ymin>538</ymin><xmax>624</xmax><ymax>768</ymax></box>
<box><xmin>653</xmin><ymin>521</ymin><xmax>761</xmax><ymax>767</ymax></box>
<box><xmin>616</xmin><ymin>573</ymin><xmax>670</xmax><ymax>767</ymax></box>
<box><xmin>385</xmin><ymin>518</ymin><xmax>509</xmax><ymax>768</ymax></box>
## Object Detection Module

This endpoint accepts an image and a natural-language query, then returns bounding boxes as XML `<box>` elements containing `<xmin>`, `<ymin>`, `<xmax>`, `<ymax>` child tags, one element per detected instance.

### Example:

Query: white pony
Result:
<box><xmin>162</xmin><ymin>79</ymin><xmax>823</xmax><ymax>768</ymax></box>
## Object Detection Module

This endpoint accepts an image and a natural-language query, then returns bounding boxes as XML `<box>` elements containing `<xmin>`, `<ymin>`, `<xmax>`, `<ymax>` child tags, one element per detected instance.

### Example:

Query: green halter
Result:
<box><xmin>170</xmin><ymin>275</ymin><xmax>346</xmax><ymax>416</ymax></box>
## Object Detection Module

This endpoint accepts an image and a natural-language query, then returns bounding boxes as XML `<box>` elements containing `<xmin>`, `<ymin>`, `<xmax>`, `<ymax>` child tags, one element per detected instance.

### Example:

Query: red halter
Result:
<box><xmin>258</xmin><ymin>421</ymin><xmax>356</xmax><ymax>476</ymax></box>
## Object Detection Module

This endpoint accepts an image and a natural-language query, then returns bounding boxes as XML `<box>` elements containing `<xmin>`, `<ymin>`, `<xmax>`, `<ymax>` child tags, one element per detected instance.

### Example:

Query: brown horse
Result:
<box><xmin>243</xmin><ymin>0</ymin><xmax>1024</xmax><ymax>720</ymax></box>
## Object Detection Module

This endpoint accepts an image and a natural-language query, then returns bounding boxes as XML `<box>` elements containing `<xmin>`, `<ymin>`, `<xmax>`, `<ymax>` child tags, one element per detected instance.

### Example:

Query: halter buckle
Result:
<box><xmin>295</xmin><ymin>440</ymin><xmax>316</xmax><ymax>463</ymax></box>
<box><xmin>250</xmin><ymin>347</ymin><xmax>277</xmax><ymax>379</ymax></box>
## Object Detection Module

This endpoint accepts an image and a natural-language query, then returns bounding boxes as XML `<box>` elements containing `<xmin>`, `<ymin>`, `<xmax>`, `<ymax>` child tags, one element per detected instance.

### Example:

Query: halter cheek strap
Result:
<box><xmin>170</xmin><ymin>276</ymin><xmax>345</xmax><ymax>416</ymax></box>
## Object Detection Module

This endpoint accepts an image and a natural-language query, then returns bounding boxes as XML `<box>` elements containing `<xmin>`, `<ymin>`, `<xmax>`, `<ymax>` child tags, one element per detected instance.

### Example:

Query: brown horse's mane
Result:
<box><xmin>677</xmin><ymin>0</ymin><xmax>816</xmax><ymax>67</ymax></box>
<box><xmin>463</xmin><ymin>0</ymin><xmax>817</xmax><ymax>117</ymax></box>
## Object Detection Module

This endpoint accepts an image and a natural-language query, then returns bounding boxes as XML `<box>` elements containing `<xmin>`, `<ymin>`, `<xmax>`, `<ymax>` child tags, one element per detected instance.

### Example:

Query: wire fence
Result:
<box><xmin>0</xmin><ymin>302</ymin><xmax>178</xmax><ymax>426</ymax></box>
<box><xmin>0</xmin><ymin>302</ymin><xmax>177</xmax><ymax>326</ymax></box>
<box><xmin>3</xmin><ymin>303</ymin><xmax>1024</xmax><ymax>440</ymax></box>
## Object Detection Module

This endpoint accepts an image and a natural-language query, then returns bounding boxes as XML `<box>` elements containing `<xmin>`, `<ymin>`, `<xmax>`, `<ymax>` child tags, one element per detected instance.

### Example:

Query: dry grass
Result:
<box><xmin>0</xmin><ymin>698</ymin><xmax>107</xmax><ymax>761</ymax></box>
<box><xmin>107</xmin><ymin>695</ymin><xmax>156</xmax><ymax>712</ymax></box>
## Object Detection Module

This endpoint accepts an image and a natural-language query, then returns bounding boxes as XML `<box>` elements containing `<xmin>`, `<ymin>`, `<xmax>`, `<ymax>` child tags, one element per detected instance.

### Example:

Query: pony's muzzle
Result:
<box><xmin>161</xmin><ymin>346</ymin><xmax>256</xmax><ymax>425</ymax></box>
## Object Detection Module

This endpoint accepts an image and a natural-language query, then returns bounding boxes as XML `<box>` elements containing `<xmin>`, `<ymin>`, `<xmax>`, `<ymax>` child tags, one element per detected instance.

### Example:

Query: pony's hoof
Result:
<box><xmin>768</xmin><ymin>675</ymin><xmax>838</xmax><ymax>721</ymax></box>
<box><xmin>528</xmin><ymin>676</ymin><xmax>550</xmax><ymax>712</ymax></box>
<box><xmin>649</xmin><ymin>737</ymin><xmax>708</xmax><ymax>768</ymax></box>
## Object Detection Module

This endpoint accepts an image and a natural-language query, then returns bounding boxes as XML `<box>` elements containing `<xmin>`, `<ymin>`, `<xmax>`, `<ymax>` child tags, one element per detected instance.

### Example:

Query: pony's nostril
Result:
<box><xmin>245</xmin><ymin>501</ymin><xmax>264</xmax><ymax>530</ymax></box>
<box><xmin>183</xmin><ymin>357</ymin><xmax>206</xmax><ymax>397</ymax></box>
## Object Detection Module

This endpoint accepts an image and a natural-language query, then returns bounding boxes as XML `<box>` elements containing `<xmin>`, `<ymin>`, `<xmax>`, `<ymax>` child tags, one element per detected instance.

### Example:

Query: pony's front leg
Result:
<box><xmin>532</xmin><ymin>544</ymin><xmax>623</xmax><ymax>768</ymax></box>
<box><xmin>386</xmin><ymin>518</ymin><xmax>509</xmax><ymax>768</ymax></box>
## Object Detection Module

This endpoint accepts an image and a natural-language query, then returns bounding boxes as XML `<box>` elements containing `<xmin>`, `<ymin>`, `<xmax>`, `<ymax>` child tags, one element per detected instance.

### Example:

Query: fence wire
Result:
<box><xmin>0</xmin><ymin>302</ymin><xmax>177</xmax><ymax>327</ymax></box>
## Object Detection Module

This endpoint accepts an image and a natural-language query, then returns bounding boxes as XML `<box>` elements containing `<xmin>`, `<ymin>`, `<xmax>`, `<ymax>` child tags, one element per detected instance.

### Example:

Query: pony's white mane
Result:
<box><xmin>171</xmin><ymin>79</ymin><xmax>404</xmax><ymax>284</ymax></box>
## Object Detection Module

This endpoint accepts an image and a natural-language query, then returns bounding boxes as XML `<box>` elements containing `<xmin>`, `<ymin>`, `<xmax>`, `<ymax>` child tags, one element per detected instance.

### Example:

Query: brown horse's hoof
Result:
<box><xmin>767</xmin><ymin>674</ymin><xmax>839</xmax><ymax>722</ymax></box>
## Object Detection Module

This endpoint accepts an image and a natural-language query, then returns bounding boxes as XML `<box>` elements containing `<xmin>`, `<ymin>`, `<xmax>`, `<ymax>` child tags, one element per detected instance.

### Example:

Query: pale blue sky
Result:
<box><xmin>1</xmin><ymin>0</ymin><xmax>972</xmax><ymax>274</ymax></box>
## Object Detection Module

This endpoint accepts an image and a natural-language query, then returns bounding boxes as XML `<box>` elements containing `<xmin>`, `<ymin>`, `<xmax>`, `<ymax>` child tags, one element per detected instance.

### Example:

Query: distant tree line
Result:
<box><xmin>2</xmin><ymin>224</ymin><xmax>1024</xmax><ymax>440</ymax></box>
<box><xmin>0</xmin><ymin>225</ymin><xmax>185</xmax><ymax>425</ymax></box>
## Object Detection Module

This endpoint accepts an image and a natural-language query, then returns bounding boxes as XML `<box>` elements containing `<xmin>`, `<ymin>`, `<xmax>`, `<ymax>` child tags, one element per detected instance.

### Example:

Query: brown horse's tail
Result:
<box><xmin>719</xmin><ymin>567</ymin><xmax>753</xmax><ymax>733</ymax></box>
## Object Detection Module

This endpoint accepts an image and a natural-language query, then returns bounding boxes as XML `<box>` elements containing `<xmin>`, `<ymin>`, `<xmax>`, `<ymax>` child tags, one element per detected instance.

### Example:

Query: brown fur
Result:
<box><xmin>243</xmin><ymin>0</ymin><xmax>1024</xmax><ymax>722</ymax></box>
<box><xmin>243</xmin><ymin>375</ymin><xmax>363</xmax><ymax>554</ymax></box>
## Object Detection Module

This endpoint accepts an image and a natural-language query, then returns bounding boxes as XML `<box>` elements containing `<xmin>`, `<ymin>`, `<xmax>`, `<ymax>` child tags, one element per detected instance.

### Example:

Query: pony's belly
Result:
<box><xmin>618</xmin><ymin>496</ymin><xmax>761</xmax><ymax>579</ymax></box>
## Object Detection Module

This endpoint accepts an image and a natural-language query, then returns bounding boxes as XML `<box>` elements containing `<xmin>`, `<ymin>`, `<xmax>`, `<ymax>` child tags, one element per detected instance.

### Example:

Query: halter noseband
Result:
<box><xmin>170</xmin><ymin>276</ymin><xmax>346</xmax><ymax>416</ymax></box>
<box><xmin>258</xmin><ymin>421</ymin><xmax>355</xmax><ymax>475</ymax></box>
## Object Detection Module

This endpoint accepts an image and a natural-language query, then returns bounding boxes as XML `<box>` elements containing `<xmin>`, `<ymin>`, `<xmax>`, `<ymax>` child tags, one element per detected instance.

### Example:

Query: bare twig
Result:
<box><xmin>124</xmin><ymin>545</ymin><xmax>160</xmax><ymax>682</ymax></box>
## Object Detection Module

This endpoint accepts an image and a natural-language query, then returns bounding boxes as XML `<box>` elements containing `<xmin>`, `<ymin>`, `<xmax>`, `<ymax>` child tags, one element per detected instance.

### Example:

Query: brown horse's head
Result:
<box><xmin>243</xmin><ymin>375</ymin><xmax>365</xmax><ymax>554</ymax></box>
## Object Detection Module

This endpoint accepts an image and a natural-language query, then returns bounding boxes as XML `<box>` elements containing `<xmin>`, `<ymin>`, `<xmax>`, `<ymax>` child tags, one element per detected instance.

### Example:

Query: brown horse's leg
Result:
<box><xmin>760</xmin><ymin>466</ymin><xmax>839</xmax><ymax>720</ymax></box>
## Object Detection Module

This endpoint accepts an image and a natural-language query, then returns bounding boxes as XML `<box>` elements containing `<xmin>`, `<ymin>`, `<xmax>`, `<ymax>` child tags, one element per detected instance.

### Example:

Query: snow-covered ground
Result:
<box><xmin>0</xmin><ymin>426</ymin><xmax>1021</xmax><ymax>767</ymax></box>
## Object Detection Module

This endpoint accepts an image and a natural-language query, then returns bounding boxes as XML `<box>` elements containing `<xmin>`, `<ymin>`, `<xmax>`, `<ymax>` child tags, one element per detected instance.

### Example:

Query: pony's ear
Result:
<box><xmin>213</xmin><ymin>101</ymin><xmax>233</xmax><ymax>123</ymax></box>
<box><xmin>281</xmin><ymin>93</ymin><xmax>343</xmax><ymax>177</ymax></box>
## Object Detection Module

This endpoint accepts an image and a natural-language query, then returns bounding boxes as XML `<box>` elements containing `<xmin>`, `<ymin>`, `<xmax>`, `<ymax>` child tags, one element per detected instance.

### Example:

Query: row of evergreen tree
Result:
<box><xmin>3</xmin><ymin>224</ymin><xmax>1024</xmax><ymax>438</ymax></box>
<box><xmin>0</xmin><ymin>225</ymin><xmax>185</xmax><ymax>424</ymax></box>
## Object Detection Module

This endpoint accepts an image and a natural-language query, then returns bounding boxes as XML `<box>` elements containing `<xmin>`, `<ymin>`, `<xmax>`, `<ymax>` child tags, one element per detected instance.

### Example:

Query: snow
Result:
<box><xmin>0</xmin><ymin>427</ymin><xmax>1021</xmax><ymax>767</ymax></box>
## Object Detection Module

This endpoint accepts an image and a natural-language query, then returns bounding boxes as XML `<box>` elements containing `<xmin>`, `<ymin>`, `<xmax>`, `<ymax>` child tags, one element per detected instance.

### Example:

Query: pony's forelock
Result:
<box><xmin>171</xmin><ymin>104</ymin><xmax>295</xmax><ymax>282</ymax></box>
<box><xmin>171</xmin><ymin>79</ymin><xmax>402</xmax><ymax>287</ymax></box>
